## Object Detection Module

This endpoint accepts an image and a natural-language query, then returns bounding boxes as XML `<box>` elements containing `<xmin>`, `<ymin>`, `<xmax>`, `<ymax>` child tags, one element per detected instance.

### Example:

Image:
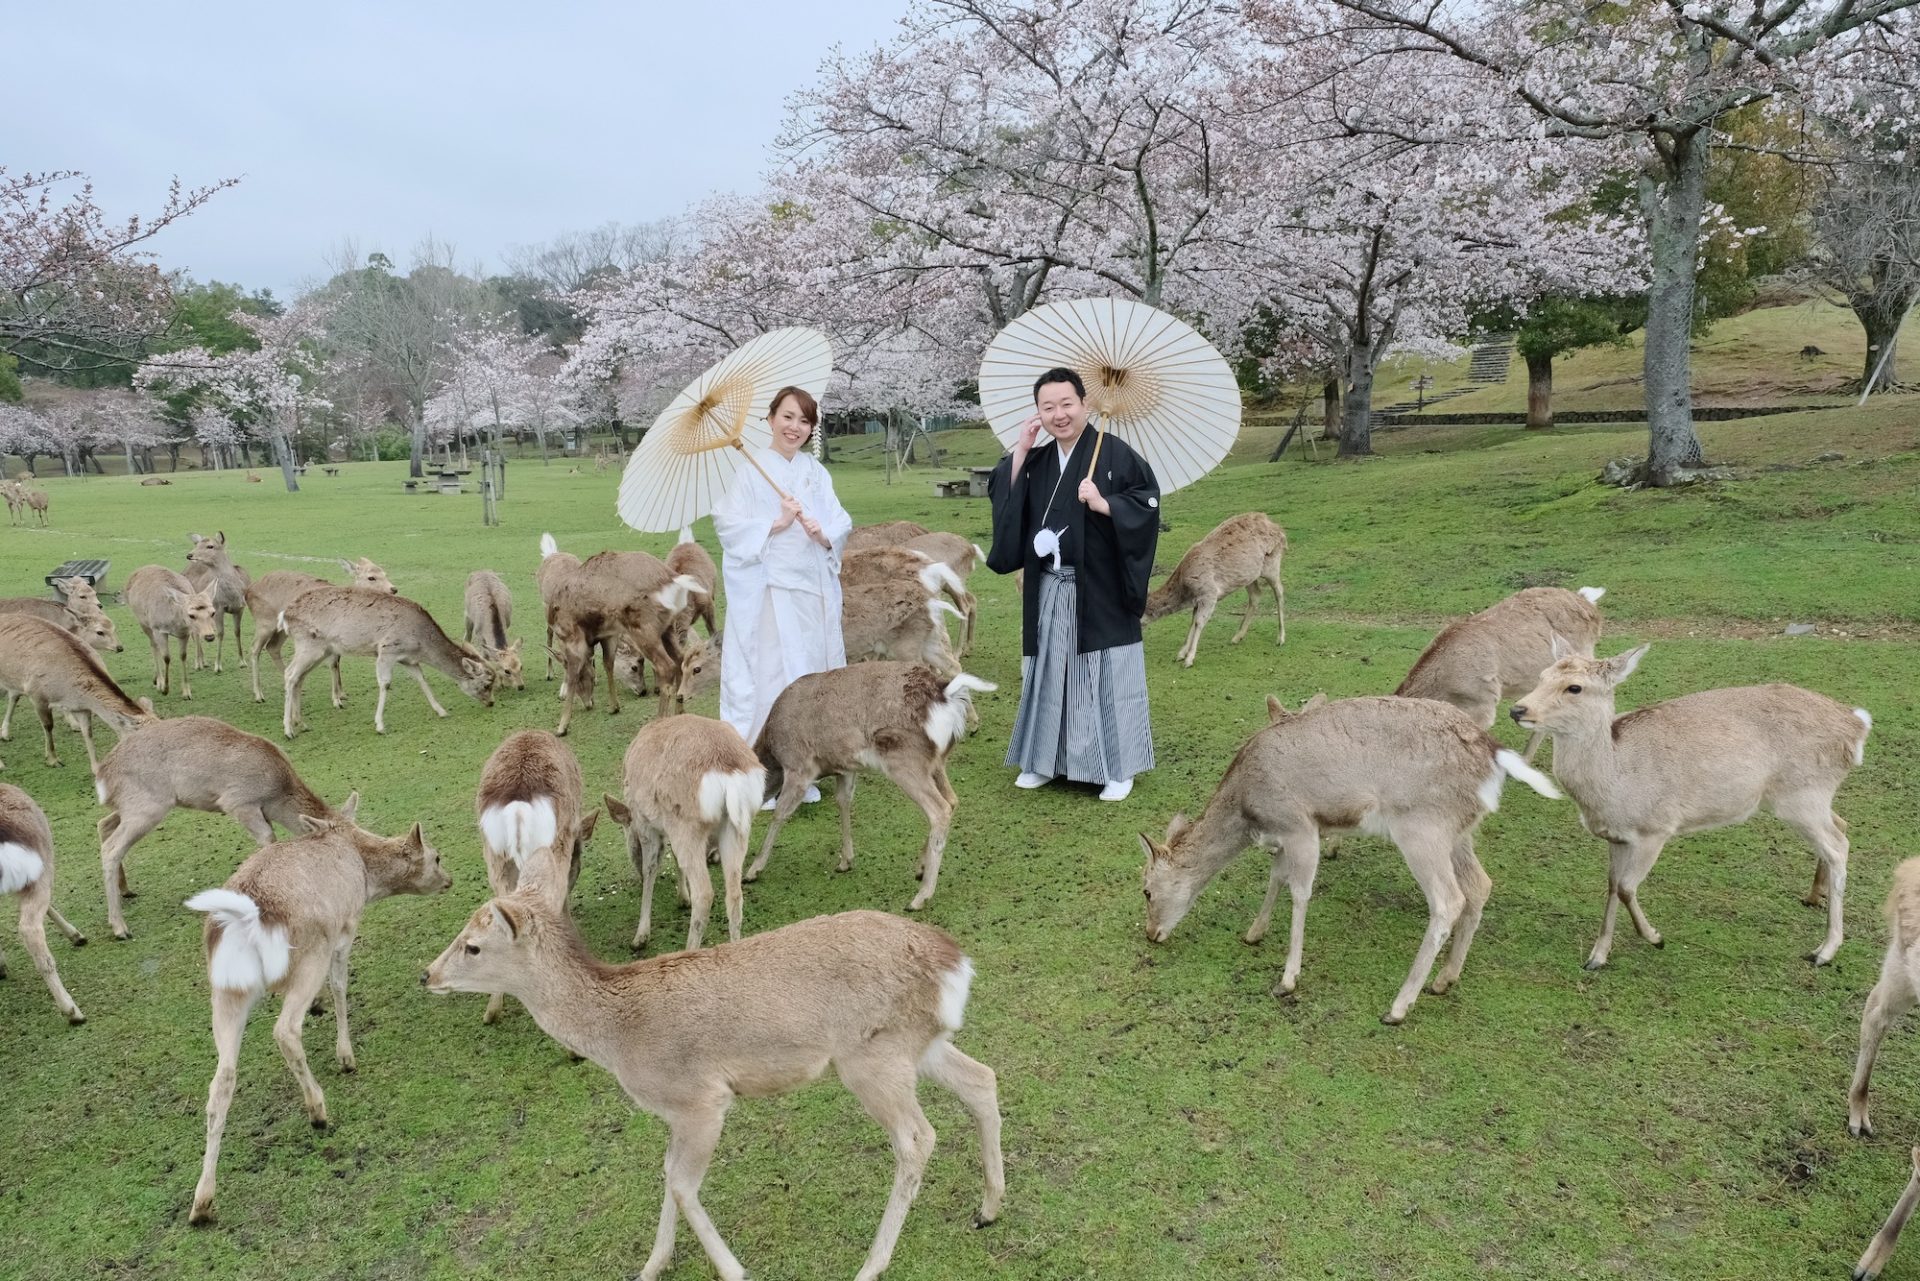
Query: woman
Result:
<box><xmin>712</xmin><ymin>387</ymin><xmax>852</xmax><ymax>781</ymax></box>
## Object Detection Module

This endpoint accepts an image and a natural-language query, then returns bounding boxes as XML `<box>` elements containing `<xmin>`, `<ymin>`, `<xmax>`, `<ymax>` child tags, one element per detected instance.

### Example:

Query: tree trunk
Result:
<box><xmin>271</xmin><ymin>429</ymin><xmax>301</xmax><ymax>493</ymax></box>
<box><xmin>1638</xmin><ymin>132</ymin><xmax>1711</xmax><ymax>484</ymax></box>
<box><xmin>1525</xmin><ymin>351</ymin><xmax>1554</xmax><ymax>430</ymax></box>
<box><xmin>1857</xmin><ymin>297</ymin><xmax>1907</xmax><ymax>393</ymax></box>
<box><xmin>1321</xmin><ymin>378</ymin><xmax>1341</xmax><ymax>440</ymax></box>
<box><xmin>408</xmin><ymin>416</ymin><xmax>426</xmax><ymax>479</ymax></box>
<box><xmin>125</xmin><ymin>441</ymin><xmax>137</xmax><ymax>475</ymax></box>
<box><xmin>1337</xmin><ymin>344</ymin><xmax>1376</xmax><ymax>457</ymax></box>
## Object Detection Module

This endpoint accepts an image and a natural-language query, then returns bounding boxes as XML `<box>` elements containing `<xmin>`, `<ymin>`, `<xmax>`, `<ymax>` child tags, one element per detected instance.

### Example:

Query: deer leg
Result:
<box><xmin>273</xmin><ymin>951</ymin><xmax>333</xmax><ymax>1127</ymax></box>
<box><xmin>329</xmin><ymin>656</ymin><xmax>345</xmax><ymax>709</ymax></box>
<box><xmin>282</xmin><ymin>644</ymin><xmax>326</xmax><ymax>738</ymax></box>
<box><xmin>600</xmin><ymin>638</ymin><xmax>621</xmax><ymax>714</ymax></box>
<box><xmin>1384</xmin><ymin>829</ymin><xmax>1463</xmax><ymax>1025</ymax></box>
<box><xmin>371</xmin><ymin>651</ymin><xmax>397</xmax><ymax>734</ymax></box>
<box><xmin>1431</xmin><ymin>835</ymin><xmax>1493</xmax><ymax>996</ymax></box>
<box><xmin>1270</xmin><ymin>568</ymin><xmax>1286</xmax><ymax>645</ymax></box>
<box><xmin>149</xmin><ymin>628</ymin><xmax>168</xmax><ymax>693</ymax></box>
<box><xmin>1856</xmin><ymin>1148</ymin><xmax>1920</xmax><ymax>1281</ymax></box>
<box><xmin>175</xmin><ymin>633</ymin><xmax>193</xmax><ymax>699</ymax></box>
<box><xmin>1229</xmin><ymin>580</ymin><xmax>1260</xmax><ymax>645</ymax></box>
<box><xmin>659</xmin><ymin>1107</ymin><xmax>745</xmax><ymax>1281</ymax></box>
<box><xmin>329</xmin><ymin>939</ymin><xmax>355</xmax><ymax>1072</ymax></box>
<box><xmin>190</xmin><ymin>986</ymin><xmax>258</xmax><ymax>1224</ymax></box>
<box><xmin>1522</xmin><ymin>728</ymin><xmax>1547</xmax><ymax>763</ymax></box>
<box><xmin>406</xmin><ymin>661</ymin><xmax>450</xmax><ymax>718</ymax></box>
<box><xmin>1614</xmin><ymin>836</ymin><xmax>1668</xmax><ymax>950</ymax></box>
<box><xmin>835</xmin><ymin>772</ymin><xmax>858</xmax><ymax>873</ymax></box>
<box><xmin>1850</xmin><ymin>942</ymin><xmax>1915</xmax><ymax>1138</ymax></box>
<box><xmin>746</xmin><ymin>773</ymin><xmax>811</xmax><ymax>883</ymax></box>
<box><xmin>17</xmin><ymin>885</ymin><xmax>84</xmax><ymax>1023</ymax></box>
<box><xmin>100</xmin><ymin>801</ymin><xmax>167</xmax><ymax>939</ymax></box>
<box><xmin>673</xmin><ymin>822</ymin><xmax>714</xmax><ymax>952</ymax></box>
<box><xmin>34</xmin><ymin>698</ymin><xmax>60</xmax><ymax>767</ymax></box>
<box><xmin>73</xmin><ymin>711</ymin><xmax>103</xmax><ymax>774</ymax></box>
<box><xmin>228</xmin><ymin>804</ymin><xmax>274</xmax><ymax>847</ymax></box>
<box><xmin>1586</xmin><ymin>840</ymin><xmax>1633</xmax><ymax>971</ymax></box>
<box><xmin>1275</xmin><ymin>834</ymin><xmax>1322</xmax><ymax>997</ymax></box>
<box><xmin>1245</xmin><ymin>847</ymin><xmax>1285</xmax><ymax>945</ymax></box>
<box><xmin>1</xmin><ymin>689</ymin><xmax>17</xmax><ymax>740</ymax></box>
<box><xmin>1780</xmin><ymin>793</ymin><xmax>1850</xmax><ymax>965</ymax></box>
<box><xmin>895</xmin><ymin>766</ymin><xmax>954</xmax><ymax>912</ymax></box>
<box><xmin>631</xmin><ymin>824</ymin><xmax>664</xmax><ymax>952</ymax></box>
<box><xmin>918</xmin><ymin>1039</ymin><xmax>1005</xmax><ymax>1226</ymax></box>
<box><xmin>1806</xmin><ymin>858</ymin><xmax>1831</xmax><ymax>908</ymax></box>
<box><xmin>716</xmin><ymin>805</ymin><xmax>748</xmax><ymax>945</ymax></box>
<box><xmin>1180</xmin><ymin>599</ymin><xmax>1217</xmax><ymax>668</ymax></box>
<box><xmin>841</xmin><ymin>1055</ymin><xmax>936</xmax><ymax>1281</ymax></box>
<box><xmin>45</xmin><ymin>902</ymin><xmax>85</xmax><ymax>946</ymax></box>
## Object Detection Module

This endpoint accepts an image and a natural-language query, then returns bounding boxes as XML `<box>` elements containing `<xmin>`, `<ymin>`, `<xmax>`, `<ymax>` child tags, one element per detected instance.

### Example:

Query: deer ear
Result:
<box><xmin>577</xmin><ymin>808</ymin><xmax>600</xmax><ymax>845</ymax></box>
<box><xmin>407</xmin><ymin>821</ymin><xmax>426</xmax><ymax>851</ymax></box>
<box><xmin>339</xmin><ymin>558</ymin><xmax>355</xmax><ymax>574</ymax></box>
<box><xmin>1604</xmin><ymin>643</ymin><xmax>1650</xmax><ymax>684</ymax></box>
<box><xmin>339</xmin><ymin>790</ymin><xmax>361</xmax><ymax>823</ymax></box>
<box><xmin>507</xmin><ymin>638</ymin><xmax>523</xmax><ymax>654</ymax></box>
<box><xmin>1549</xmin><ymin>632</ymin><xmax>1574</xmax><ymax>661</ymax></box>
<box><xmin>164</xmin><ymin>587</ymin><xmax>187</xmax><ymax>606</ymax></box>
<box><xmin>1138</xmin><ymin>832</ymin><xmax>1162</xmax><ymax>863</ymax></box>
<box><xmin>297</xmin><ymin>815</ymin><xmax>334</xmax><ymax>835</ymax></box>
<box><xmin>1266</xmin><ymin>694</ymin><xmax>1286</xmax><ymax>723</ymax></box>
<box><xmin>494</xmin><ymin>899</ymin><xmax>524</xmax><ymax>940</ymax></box>
<box><xmin>603</xmin><ymin>793</ymin><xmax>631</xmax><ymax>826</ymax></box>
<box><xmin>1167</xmin><ymin>813</ymin><xmax>1192</xmax><ymax>844</ymax></box>
<box><xmin>1301</xmin><ymin>692</ymin><xmax>1329</xmax><ymax>713</ymax></box>
<box><xmin>136</xmin><ymin>696</ymin><xmax>156</xmax><ymax>716</ymax></box>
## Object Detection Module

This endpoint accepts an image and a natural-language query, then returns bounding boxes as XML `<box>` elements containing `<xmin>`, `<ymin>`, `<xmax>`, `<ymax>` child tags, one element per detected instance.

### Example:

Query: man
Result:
<box><xmin>987</xmin><ymin>367</ymin><xmax>1161</xmax><ymax>801</ymax></box>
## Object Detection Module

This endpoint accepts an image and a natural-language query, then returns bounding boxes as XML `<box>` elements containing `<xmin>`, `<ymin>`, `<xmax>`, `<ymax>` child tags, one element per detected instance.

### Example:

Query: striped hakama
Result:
<box><xmin>1004</xmin><ymin>566</ymin><xmax>1155</xmax><ymax>783</ymax></box>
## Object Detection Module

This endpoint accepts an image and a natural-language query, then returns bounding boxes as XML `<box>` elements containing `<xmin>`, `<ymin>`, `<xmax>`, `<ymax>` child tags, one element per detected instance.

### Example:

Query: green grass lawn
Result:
<box><xmin>4</xmin><ymin>407</ymin><xmax>1920</xmax><ymax>1280</ymax></box>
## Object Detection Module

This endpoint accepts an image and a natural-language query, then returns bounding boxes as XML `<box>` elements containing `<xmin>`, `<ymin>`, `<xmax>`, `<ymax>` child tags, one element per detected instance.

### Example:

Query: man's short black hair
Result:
<box><xmin>1033</xmin><ymin>366</ymin><xmax>1086</xmax><ymax>403</ymax></box>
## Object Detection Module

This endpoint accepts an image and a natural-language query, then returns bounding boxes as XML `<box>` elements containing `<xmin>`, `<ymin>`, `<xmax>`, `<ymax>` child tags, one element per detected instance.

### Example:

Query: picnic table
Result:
<box><xmin>46</xmin><ymin>559</ymin><xmax>110</xmax><ymax>600</ymax></box>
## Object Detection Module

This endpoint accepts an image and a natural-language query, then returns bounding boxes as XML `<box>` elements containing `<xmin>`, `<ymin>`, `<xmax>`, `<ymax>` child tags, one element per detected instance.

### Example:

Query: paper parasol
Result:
<box><xmin>976</xmin><ymin>298</ymin><xmax>1241</xmax><ymax>494</ymax></box>
<box><xmin>615</xmin><ymin>327</ymin><xmax>833</xmax><ymax>533</ymax></box>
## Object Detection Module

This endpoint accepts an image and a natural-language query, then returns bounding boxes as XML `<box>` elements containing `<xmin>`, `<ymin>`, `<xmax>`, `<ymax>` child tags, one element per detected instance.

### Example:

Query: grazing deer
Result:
<box><xmin>750</xmin><ymin>664</ymin><xmax>995</xmax><ymax>913</ymax></box>
<box><xmin>246</xmin><ymin>559</ymin><xmax>399</xmax><ymax>703</ymax></box>
<box><xmin>1398</xmin><ymin>586</ymin><xmax>1605</xmax><ymax>759</ymax></box>
<box><xmin>183</xmin><ymin>816</ymin><xmax>451</xmax><ymax>1224</ymax></box>
<box><xmin>1141</xmin><ymin>695</ymin><xmax>1561</xmax><ymax>1025</ymax></box>
<box><xmin>184</xmin><ymin>531</ymin><xmax>253</xmax><ymax>673</ymax></box>
<box><xmin>426</xmin><ymin>898</ymin><xmax>1005</xmax><ymax>1281</ymax></box>
<box><xmin>845</xmin><ymin>545</ymin><xmax>977</xmax><ymax>658</ymax></box>
<box><xmin>1512</xmin><ymin>642</ymin><xmax>1869</xmax><ymax>970</ymax></box>
<box><xmin>24</xmin><ymin>488</ymin><xmax>49</xmax><ymax>525</ymax></box>
<box><xmin>842</xmin><ymin>579</ymin><xmax>964</xmax><ymax>680</ymax></box>
<box><xmin>463</xmin><ymin>570</ymin><xmax>525</xmax><ymax>690</ymax></box>
<box><xmin>475</xmin><ymin>729</ymin><xmax>599</xmax><ymax>1023</ymax></box>
<box><xmin>1142</xmin><ymin>513</ymin><xmax>1287</xmax><ymax>668</ymax></box>
<box><xmin>902</xmin><ymin>531</ymin><xmax>986</xmax><ymax>654</ymax></box>
<box><xmin>0</xmin><ymin>615</ymin><xmax>157</xmax><ymax>770</ymax></box>
<box><xmin>549</xmin><ymin>554</ymin><xmax>702</xmax><ymax>733</ymax></box>
<box><xmin>603</xmin><ymin>714</ymin><xmax>763</xmax><ymax>952</ymax></box>
<box><xmin>94</xmin><ymin>716</ymin><xmax>358</xmax><ymax>940</ymax></box>
<box><xmin>0</xmin><ymin>597</ymin><xmax>122</xmax><ymax>656</ymax></box>
<box><xmin>845</xmin><ymin>520</ymin><xmax>930</xmax><ymax>553</ymax></box>
<box><xmin>666</xmin><ymin>528</ymin><xmax>719</xmax><ymax>639</ymax></box>
<box><xmin>244</xmin><ymin>470</ymin><xmax>261</xmax><ymax>483</ymax></box>
<box><xmin>1856</xmin><ymin>1147</ymin><xmax>1920</xmax><ymax>1281</ymax></box>
<box><xmin>281</xmin><ymin>588</ymin><xmax>495</xmax><ymax>738</ymax></box>
<box><xmin>0</xmin><ymin>783</ymin><xmax>87</xmax><ymax>1024</ymax></box>
<box><xmin>124</xmin><ymin>565</ymin><xmax>220</xmax><ymax>699</ymax></box>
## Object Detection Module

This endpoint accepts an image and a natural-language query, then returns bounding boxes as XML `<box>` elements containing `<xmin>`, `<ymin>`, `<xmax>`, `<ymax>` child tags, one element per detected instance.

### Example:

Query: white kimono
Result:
<box><xmin>713</xmin><ymin>447</ymin><xmax>853</xmax><ymax>744</ymax></box>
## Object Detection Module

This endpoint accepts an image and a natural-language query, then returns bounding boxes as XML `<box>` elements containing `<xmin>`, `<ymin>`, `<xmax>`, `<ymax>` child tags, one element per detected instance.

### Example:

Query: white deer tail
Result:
<box><xmin>653</xmin><ymin>574</ymin><xmax>703</xmax><ymax>611</ymax></box>
<box><xmin>1578</xmin><ymin>586</ymin><xmax>1606</xmax><ymax>604</ymax></box>
<box><xmin>677</xmin><ymin>526</ymin><xmax>695</xmax><ymax>545</ymax></box>
<box><xmin>928</xmin><ymin>599</ymin><xmax>964</xmax><ymax>624</ymax></box>
<box><xmin>936</xmin><ymin>956</ymin><xmax>974</xmax><ymax>1032</ymax></box>
<box><xmin>699</xmin><ymin>768</ymin><xmax>765</xmax><ymax>833</ymax></box>
<box><xmin>539</xmin><ymin>532</ymin><xmax>559</xmax><ymax>559</ymax></box>
<box><xmin>0</xmin><ymin>841</ymin><xmax>46</xmax><ymax>895</ymax></box>
<box><xmin>1853</xmin><ymin>708</ymin><xmax>1873</xmax><ymax>765</ymax></box>
<box><xmin>480</xmin><ymin>798</ymin><xmax>557</xmax><ymax>871</ymax></box>
<box><xmin>184</xmin><ymin>888</ymin><xmax>291</xmax><ymax>994</ymax></box>
<box><xmin>1481</xmin><ymin>749</ymin><xmax>1562</xmax><ymax>812</ymax></box>
<box><xmin>917</xmin><ymin>561</ymin><xmax>966</xmax><ymax>598</ymax></box>
<box><xmin>926</xmin><ymin>673</ymin><xmax>997</xmax><ymax>751</ymax></box>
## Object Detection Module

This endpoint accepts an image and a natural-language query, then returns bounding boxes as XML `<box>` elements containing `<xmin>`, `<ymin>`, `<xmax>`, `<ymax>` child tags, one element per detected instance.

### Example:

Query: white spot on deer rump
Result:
<box><xmin>0</xmin><ymin>842</ymin><xmax>46</xmax><ymax>895</ymax></box>
<box><xmin>184</xmin><ymin>888</ymin><xmax>291</xmax><ymax>993</ymax></box>
<box><xmin>481</xmin><ymin>799</ymin><xmax>557</xmax><ymax>870</ymax></box>
<box><xmin>937</xmin><ymin>956</ymin><xmax>974</xmax><ymax>1032</ymax></box>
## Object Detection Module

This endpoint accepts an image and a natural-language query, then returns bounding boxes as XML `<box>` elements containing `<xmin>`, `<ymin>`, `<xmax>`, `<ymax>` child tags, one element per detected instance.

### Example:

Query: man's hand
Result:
<box><xmin>771</xmin><ymin>494</ymin><xmax>803</xmax><ymax>533</ymax></box>
<box><xmin>1010</xmin><ymin>413</ymin><xmax>1044</xmax><ymax>480</ymax></box>
<box><xmin>1078</xmin><ymin>477</ymin><xmax>1110</xmax><ymax>515</ymax></box>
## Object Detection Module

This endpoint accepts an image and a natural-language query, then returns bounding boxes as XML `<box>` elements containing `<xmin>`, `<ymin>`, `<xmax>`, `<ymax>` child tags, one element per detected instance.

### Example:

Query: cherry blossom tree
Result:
<box><xmin>1</xmin><ymin>168</ymin><xmax>236</xmax><ymax>375</ymax></box>
<box><xmin>1291</xmin><ymin>0</ymin><xmax>1920</xmax><ymax>483</ymax></box>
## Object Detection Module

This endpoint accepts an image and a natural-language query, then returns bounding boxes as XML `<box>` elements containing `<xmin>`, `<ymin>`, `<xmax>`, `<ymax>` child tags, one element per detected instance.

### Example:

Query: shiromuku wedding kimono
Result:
<box><xmin>712</xmin><ymin>446</ymin><xmax>853</xmax><ymax>743</ymax></box>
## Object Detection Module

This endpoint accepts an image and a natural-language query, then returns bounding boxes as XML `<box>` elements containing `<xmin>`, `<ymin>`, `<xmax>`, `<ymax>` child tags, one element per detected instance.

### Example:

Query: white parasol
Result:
<box><xmin>616</xmin><ymin>327</ymin><xmax>834</xmax><ymax>533</ymax></box>
<box><xmin>976</xmin><ymin>297</ymin><xmax>1242</xmax><ymax>495</ymax></box>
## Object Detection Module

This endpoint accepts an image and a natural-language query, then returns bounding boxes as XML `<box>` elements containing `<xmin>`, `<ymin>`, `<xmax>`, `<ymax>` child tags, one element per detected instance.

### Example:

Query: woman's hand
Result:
<box><xmin>1078</xmin><ymin>477</ymin><xmax>1110</xmax><ymax>516</ymax></box>
<box><xmin>798</xmin><ymin>512</ymin><xmax>829</xmax><ymax>547</ymax></box>
<box><xmin>771</xmin><ymin>494</ymin><xmax>803</xmax><ymax>533</ymax></box>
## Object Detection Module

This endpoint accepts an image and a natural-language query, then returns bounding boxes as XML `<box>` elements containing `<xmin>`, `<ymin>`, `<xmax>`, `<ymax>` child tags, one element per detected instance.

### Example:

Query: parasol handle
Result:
<box><xmin>1081</xmin><ymin>422</ymin><xmax>1108</xmax><ymax>499</ymax></box>
<box><xmin>731</xmin><ymin>439</ymin><xmax>793</xmax><ymax>504</ymax></box>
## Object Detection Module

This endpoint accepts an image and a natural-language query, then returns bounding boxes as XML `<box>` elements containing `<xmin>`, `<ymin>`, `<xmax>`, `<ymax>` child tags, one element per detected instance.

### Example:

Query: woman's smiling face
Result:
<box><xmin>769</xmin><ymin>395</ymin><xmax>814</xmax><ymax>458</ymax></box>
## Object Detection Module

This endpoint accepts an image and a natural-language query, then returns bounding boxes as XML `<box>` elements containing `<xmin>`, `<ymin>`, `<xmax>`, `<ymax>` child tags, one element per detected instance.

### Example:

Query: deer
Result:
<box><xmin>475</xmin><ymin>729</ymin><xmax>599</xmax><ymax>1023</ymax></box>
<box><xmin>184</xmin><ymin>531</ymin><xmax>253</xmax><ymax>673</ymax></box>
<box><xmin>124</xmin><ymin>565</ymin><xmax>220</xmax><ymax>700</ymax></box>
<box><xmin>603</xmin><ymin>713</ymin><xmax>764</xmax><ymax>953</ymax></box>
<box><xmin>536</xmin><ymin>532</ymin><xmax>582</xmax><ymax>684</ymax></box>
<box><xmin>902</xmin><ymin>531</ymin><xmax>986</xmax><ymax>655</ymax></box>
<box><xmin>246</xmin><ymin>559</ymin><xmax>399</xmax><ymax>703</ymax></box>
<box><xmin>1398</xmin><ymin>586</ymin><xmax>1606</xmax><ymax>759</ymax></box>
<box><xmin>0</xmin><ymin>782</ymin><xmax>88</xmax><ymax>1025</ymax></box>
<box><xmin>425</xmin><ymin>897</ymin><xmax>1005</xmax><ymax>1281</ymax></box>
<box><xmin>1856</xmin><ymin>1146</ymin><xmax>1920</xmax><ymax>1281</ymax></box>
<box><xmin>24</xmin><ymin>488</ymin><xmax>49</xmax><ymax>525</ymax></box>
<box><xmin>749</xmin><ymin>664</ymin><xmax>995</xmax><ymax>913</ymax></box>
<box><xmin>183</xmin><ymin>815</ymin><xmax>452</xmax><ymax>1225</ymax></box>
<box><xmin>549</xmin><ymin>554</ymin><xmax>703</xmax><ymax>733</ymax></box>
<box><xmin>53</xmin><ymin>575</ymin><xmax>101</xmax><ymax>612</ymax></box>
<box><xmin>463</xmin><ymin>570</ymin><xmax>525</xmax><ymax>690</ymax></box>
<box><xmin>94</xmin><ymin>716</ymin><xmax>359</xmax><ymax>940</ymax></box>
<box><xmin>842</xmin><ymin>579</ymin><xmax>964</xmax><ymax>681</ymax></box>
<box><xmin>845</xmin><ymin>519</ymin><xmax>931</xmax><ymax>553</ymax></box>
<box><xmin>666</xmin><ymin>528</ymin><xmax>719</xmax><ymax>640</ymax></box>
<box><xmin>0</xmin><ymin>615</ymin><xmax>157</xmax><ymax>771</ymax></box>
<box><xmin>1142</xmin><ymin>512</ymin><xmax>1287</xmax><ymax>668</ymax></box>
<box><xmin>1511</xmin><ymin>641</ymin><xmax>1870</xmax><ymax>970</ymax></box>
<box><xmin>0</xmin><ymin>596</ymin><xmax>123</xmax><ymax>656</ymax></box>
<box><xmin>1141</xmin><ymin>694</ymin><xmax>1561</xmax><ymax>1025</ymax></box>
<box><xmin>1850</xmin><ymin>859</ymin><xmax>1920</xmax><ymax>1145</ymax></box>
<box><xmin>281</xmin><ymin>587</ymin><xmax>495</xmax><ymax>738</ymax></box>
<box><xmin>0</xmin><ymin>479</ymin><xmax>20</xmax><ymax>524</ymax></box>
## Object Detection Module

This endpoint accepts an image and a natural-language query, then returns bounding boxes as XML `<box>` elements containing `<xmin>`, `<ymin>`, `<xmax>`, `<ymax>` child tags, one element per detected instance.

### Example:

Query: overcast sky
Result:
<box><xmin>6</xmin><ymin>0</ymin><xmax>908</xmax><ymax>298</ymax></box>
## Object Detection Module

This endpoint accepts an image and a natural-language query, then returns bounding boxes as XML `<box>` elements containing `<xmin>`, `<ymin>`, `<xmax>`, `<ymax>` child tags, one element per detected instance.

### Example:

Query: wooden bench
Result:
<box><xmin>934</xmin><ymin>479</ymin><xmax>972</xmax><ymax>499</ymax></box>
<box><xmin>403</xmin><ymin>479</ymin><xmax>420</xmax><ymax>493</ymax></box>
<box><xmin>323</xmin><ymin>467</ymin><xmax>339</xmax><ymax>477</ymax></box>
<box><xmin>46</xmin><ymin>559</ymin><xmax>110</xmax><ymax>601</ymax></box>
